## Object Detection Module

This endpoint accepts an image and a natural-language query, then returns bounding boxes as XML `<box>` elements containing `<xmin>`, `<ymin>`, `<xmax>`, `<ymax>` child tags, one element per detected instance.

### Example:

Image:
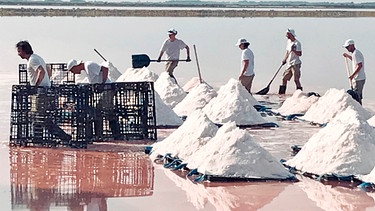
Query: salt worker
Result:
<box><xmin>279</xmin><ymin>28</ymin><xmax>303</xmax><ymax>94</ymax></box>
<box><xmin>342</xmin><ymin>39</ymin><xmax>366</xmax><ymax>105</ymax></box>
<box><xmin>157</xmin><ymin>28</ymin><xmax>191</xmax><ymax>84</ymax></box>
<box><xmin>235</xmin><ymin>38</ymin><xmax>255</xmax><ymax>94</ymax></box>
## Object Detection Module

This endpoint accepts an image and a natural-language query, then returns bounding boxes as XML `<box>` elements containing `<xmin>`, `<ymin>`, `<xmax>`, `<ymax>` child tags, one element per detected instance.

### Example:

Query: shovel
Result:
<box><xmin>132</xmin><ymin>54</ymin><xmax>186</xmax><ymax>68</ymax></box>
<box><xmin>344</xmin><ymin>57</ymin><xmax>360</xmax><ymax>103</ymax></box>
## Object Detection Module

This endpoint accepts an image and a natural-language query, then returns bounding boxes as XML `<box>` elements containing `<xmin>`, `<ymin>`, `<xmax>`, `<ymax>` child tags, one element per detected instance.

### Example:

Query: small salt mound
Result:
<box><xmin>116</xmin><ymin>67</ymin><xmax>158</xmax><ymax>82</ymax></box>
<box><xmin>368</xmin><ymin>115</ymin><xmax>375</xmax><ymax>127</ymax></box>
<box><xmin>154</xmin><ymin>92</ymin><xmax>183</xmax><ymax>127</ymax></box>
<box><xmin>186</xmin><ymin>121</ymin><xmax>294</xmax><ymax>179</ymax></box>
<box><xmin>286</xmin><ymin>107</ymin><xmax>375</xmax><ymax>176</ymax></box>
<box><xmin>150</xmin><ymin>110</ymin><xmax>218</xmax><ymax>161</ymax></box>
<box><xmin>202</xmin><ymin>78</ymin><xmax>266</xmax><ymax>125</ymax></box>
<box><xmin>276</xmin><ymin>90</ymin><xmax>319</xmax><ymax>116</ymax></box>
<box><xmin>173</xmin><ymin>83</ymin><xmax>217</xmax><ymax>117</ymax></box>
<box><xmin>100</xmin><ymin>61</ymin><xmax>122</xmax><ymax>82</ymax></box>
<box><xmin>302</xmin><ymin>88</ymin><xmax>372</xmax><ymax>124</ymax></box>
<box><xmin>154</xmin><ymin>72</ymin><xmax>187</xmax><ymax>108</ymax></box>
<box><xmin>182</xmin><ymin>77</ymin><xmax>211</xmax><ymax>93</ymax></box>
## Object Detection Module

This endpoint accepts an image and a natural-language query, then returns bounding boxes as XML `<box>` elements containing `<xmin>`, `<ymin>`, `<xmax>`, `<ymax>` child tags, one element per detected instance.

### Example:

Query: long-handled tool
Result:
<box><xmin>94</xmin><ymin>48</ymin><xmax>107</xmax><ymax>61</ymax></box>
<box><xmin>255</xmin><ymin>63</ymin><xmax>285</xmax><ymax>95</ymax></box>
<box><xmin>131</xmin><ymin>54</ymin><xmax>186</xmax><ymax>68</ymax></box>
<box><xmin>193</xmin><ymin>44</ymin><xmax>203</xmax><ymax>83</ymax></box>
<box><xmin>344</xmin><ymin>57</ymin><xmax>360</xmax><ymax>103</ymax></box>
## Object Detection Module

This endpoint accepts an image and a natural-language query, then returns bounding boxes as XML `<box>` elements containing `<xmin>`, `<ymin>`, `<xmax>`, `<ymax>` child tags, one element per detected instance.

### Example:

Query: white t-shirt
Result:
<box><xmin>27</xmin><ymin>54</ymin><xmax>51</xmax><ymax>87</ymax></box>
<box><xmin>160</xmin><ymin>38</ymin><xmax>187</xmax><ymax>60</ymax></box>
<box><xmin>84</xmin><ymin>61</ymin><xmax>111</xmax><ymax>84</ymax></box>
<box><xmin>241</xmin><ymin>48</ymin><xmax>255</xmax><ymax>76</ymax></box>
<box><xmin>352</xmin><ymin>49</ymin><xmax>366</xmax><ymax>81</ymax></box>
<box><xmin>286</xmin><ymin>39</ymin><xmax>302</xmax><ymax>67</ymax></box>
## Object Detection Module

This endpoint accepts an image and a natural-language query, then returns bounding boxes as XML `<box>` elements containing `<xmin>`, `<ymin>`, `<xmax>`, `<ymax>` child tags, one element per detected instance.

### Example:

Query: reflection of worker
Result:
<box><xmin>157</xmin><ymin>28</ymin><xmax>191</xmax><ymax>84</ymax></box>
<box><xmin>236</xmin><ymin>38</ymin><xmax>255</xmax><ymax>94</ymax></box>
<box><xmin>342</xmin><ymin>39</ymin><xmax>366</xmax><ymax>105</ymax></box>
<box><xmin>86</xmin><ymin>198</ymin><xmax>108</xmax><ymax>211</ymax></box>
<box><xmin>16</xmin><ymin>40</ymin><xmax>71</xmax><ymax>142</ymax></box>
<box><xmin>67</xmin><ymin>60</ymin><xmax>121</xmax><ymax>139</ymax></box>
<box><xmin>279</xmin><ymin>28</ymin><xmax>303</xmax><ymax>94</ymax></box>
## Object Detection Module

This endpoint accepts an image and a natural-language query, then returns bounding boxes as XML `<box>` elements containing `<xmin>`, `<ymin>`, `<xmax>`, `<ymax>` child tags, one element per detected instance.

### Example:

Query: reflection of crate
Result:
<box><xmin>10</xmin><ymin>147</ymin><xmax>154</xmax><ymax>208</ymax></box>
<box><xmin>19</xmin><ymin>63</ymin><xmax>75</xmax><ymax>85</ymax></box>
<box><xmin>10</xmin><ymin>85</ymin><xmax>91</xmax><ymax>148</ymax></box>
<box><xmin>90</xmin><ymin>82</ymin><xmax>157</xmax><ymax>141</ymax></box>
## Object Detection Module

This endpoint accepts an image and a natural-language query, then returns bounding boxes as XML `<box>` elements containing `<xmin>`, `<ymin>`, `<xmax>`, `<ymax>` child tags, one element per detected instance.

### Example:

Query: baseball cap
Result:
<box><xmin>67</xmin><ymin>59</ymin><xmax>81</xmax><ymax>71</ymax></box>
<box><xmin>343</xmin><ymin>39</ymin><xmax>355</xmax><ymax>47</ymax></box>
<box><xmin>235</xmin><ymin>38</ymin><xmax>250</xmax><ymax>46</ymax></box>
<box><xmin>168</xmin><ymin>28</ymin><xmax>177</xmax><ymax>35</ymax></box>
<box><xmin>286</xmin><ymin>28</ymin><xmax>297</xmax><ymax>37</ymax></box>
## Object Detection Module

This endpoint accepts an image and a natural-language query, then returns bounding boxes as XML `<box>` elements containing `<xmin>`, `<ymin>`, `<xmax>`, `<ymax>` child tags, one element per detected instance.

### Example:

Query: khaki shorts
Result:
<box><xmin>240</xmin><ymin>75</ymin><xmax>254</xmax><ymax>94</ymax></box>
<box><xmin>165</xmin><ymin>61</ymin><xmax>179</xmax><ymax>76</ymax></box>
<box><xmin>282</xmin><ymin>64</ymin><xmax>301</xmax><ymax>81</ymax></box>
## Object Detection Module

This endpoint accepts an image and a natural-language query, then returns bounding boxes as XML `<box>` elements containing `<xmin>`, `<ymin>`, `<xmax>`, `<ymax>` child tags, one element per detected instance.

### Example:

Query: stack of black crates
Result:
<box><xmin>10</xmin><ymin>63</ymin><xmax>157</xmax><ymax>148</ymax></box>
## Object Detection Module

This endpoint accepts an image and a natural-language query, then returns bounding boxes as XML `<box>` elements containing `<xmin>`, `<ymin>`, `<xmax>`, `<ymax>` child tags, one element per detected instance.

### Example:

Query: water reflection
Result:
<box><xmin>9</xmin><ymin>146</ymin><xmax>154</xmax><ymax>210</ymax></box>
<box><xmin>162</xmin><ymin>167</ymin><xmax>288</xmax><ymax>210</ymax></box>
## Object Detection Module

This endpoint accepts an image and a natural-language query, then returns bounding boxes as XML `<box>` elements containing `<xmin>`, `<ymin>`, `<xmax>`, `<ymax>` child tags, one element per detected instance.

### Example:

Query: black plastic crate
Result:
<box><xmin>19</xmin><ymin>63</ymin><xmax>75</xmax><ymax>85</ymax></box>
<box><xmin>9</xmin><ymin>85</ymin><xmax>91</xmax><ymax>148</ymax></box>
<box><xmin>90</xmin><ymin>82</ymin><xmax>157</xmax><ymax>141</ymax></box>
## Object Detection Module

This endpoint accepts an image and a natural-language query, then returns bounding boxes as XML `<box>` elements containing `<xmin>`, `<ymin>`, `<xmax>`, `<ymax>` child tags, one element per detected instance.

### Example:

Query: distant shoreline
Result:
<box><xmin>1</xmin><ymin>8</ymin><xmax>375</xmax><ymax>17</ymax></box>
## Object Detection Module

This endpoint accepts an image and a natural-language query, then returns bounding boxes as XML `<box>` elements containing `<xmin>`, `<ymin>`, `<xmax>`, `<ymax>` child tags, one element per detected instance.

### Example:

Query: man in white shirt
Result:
<box><xmin>236</xmin><ymin>38</ymin><xmax>255</xmax><ymax>94</ymax></box>
<box><xmin>279</xmin><ymin>28</ymin><xmax>303</xmax><ymax>94</ymax></box>
<box><xmin>16</xmin><ymin>41</ymin><xmax>71</xmax><ymax>142</ymax></box>
<box><xmin>67</xmin><ymin>59</ymin><xmax>120</xmax><ymax>140</ymax></box>
<box><xmin>157</xmin><ymin>28</ymin><xmax>191</xmax><ymax>84</ymax></box>
<box><xmin>343</xmin><ymin>39</ymin><xmax>366</xmax><ymax>105</ymax></box>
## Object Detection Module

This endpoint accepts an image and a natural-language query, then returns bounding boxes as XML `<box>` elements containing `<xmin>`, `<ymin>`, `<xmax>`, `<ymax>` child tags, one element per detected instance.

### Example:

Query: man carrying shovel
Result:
<box><xmin>157</xmin><ymin>28</ymin><xmax>191</xmax><ymax>84</ymax></box>
<box><xmin>343</xmin><ymin>39</ymin><xmax>366</xmax><ymax>105</ymax></box>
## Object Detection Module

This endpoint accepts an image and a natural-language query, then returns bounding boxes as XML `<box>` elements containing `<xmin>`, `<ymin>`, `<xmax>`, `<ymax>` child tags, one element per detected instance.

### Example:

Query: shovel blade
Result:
<box><xmin>132</xmin><ymin>54</ymin><xmax>151</xmax><ymax>68</ymax></box>
<box><xmin>256</xmin><ymin>87</ymin><xmax>269</xmax><ymax>95</ymax></box>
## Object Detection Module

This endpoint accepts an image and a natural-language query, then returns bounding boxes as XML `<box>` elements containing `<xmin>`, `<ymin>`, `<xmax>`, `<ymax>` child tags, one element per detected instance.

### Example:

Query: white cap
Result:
<box><xmin>343</xmin><ymin>39</ymin><xmax>355</xmax><ymax>47</ymax></box>
<box><xmin>67</xmin><ymin>59</ymin><xmax>81</xmax><ymax>71</ymax></box>
<box><xmin>286</xmin><ymin>28</ymin><xmax>297</xmax><ymax>37</ymax></box>
<box><xmin>235</xmin><ymin>38</ymin><xmax>250</xmax><ymax>46</ymax></box>
<box><xmin>168</xmin><ymin>28</ymin><xmax>177</xmax><ymax>35</ymax></box>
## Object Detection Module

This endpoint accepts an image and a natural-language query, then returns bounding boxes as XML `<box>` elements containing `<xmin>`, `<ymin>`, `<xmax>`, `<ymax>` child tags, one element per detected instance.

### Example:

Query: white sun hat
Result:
<box><xmin>286</xmin><ymin>28</ymin><xmax>297</xmax><ymax>37</ymax></box>
<box><xmin>67</xmin><ymin>59</ymin><xmax>82</xmax><ymax>71</ymax></box>
<box><xmin>168</xmin><ymin>28</ymin><xmax>177</xmax><ymax>35</ymax></box>
<box><xmin>235</xmin><ymin>38</ymin><xmax>250</xmax><ymax>46</ymax></box>
<box><xmin>343</xmin><ymin>39</ymin><xmax>355</xmax><ymax>47</ymax></box>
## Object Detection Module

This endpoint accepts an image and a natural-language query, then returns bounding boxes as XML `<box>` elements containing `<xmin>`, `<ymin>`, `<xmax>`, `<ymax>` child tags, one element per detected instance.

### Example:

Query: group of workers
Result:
<box><xmin>16</xmin><ymin>27</ymin><xmax>366</xmax><ymax>109</ymax></box>
<box><xmin>236</xmin><ymin>28</ymin><xmax>366</xmax><ymax>105</ymax></box>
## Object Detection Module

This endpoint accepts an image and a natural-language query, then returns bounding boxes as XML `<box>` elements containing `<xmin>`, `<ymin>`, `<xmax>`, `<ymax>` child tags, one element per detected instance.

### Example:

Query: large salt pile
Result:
<box><xmin>276</xmin><ymin>90</ymin><xmax>319</xmax><ymax>116</ymax></box>
<box><xmin>173</xmin><ymin>83</ymin><xmax>217</xmax><ymax>117</ymax></box>
<box><xmin>286</xmin><ymin>107</ymin><xmax>375</xmax><ymax>176</ymax></box>
<box><xmin>185</xmin><ymin>121</ymin><xmax>294</xmax><ymax>179</ymax></box>
<box><xmin>116</xmin><ymin>67</ymin><xmax>158</xmax><ymax>82</ymax></box>
<box><xmin>150</xmin><ymin>110</ymin><xmax>218</xmax><ymax>161</ymax></box>
<box><xmin>202</xmin><ymin>78</ymin><xmax>266</xmax><ymax>125</ymax></box>
<box><xmin>302</xmin><ymin>88</ymin><xmax>372</xmax><ymax>124</ymax></box>
<box><xmin>154</xmin><ymin>72</ymin><xmax>187</xmax><ymax>108</ymax></box>
<box><xmin>154</xmin><ymin>92</ymin><xmax>183</xmax><ymax>127</ymax></box>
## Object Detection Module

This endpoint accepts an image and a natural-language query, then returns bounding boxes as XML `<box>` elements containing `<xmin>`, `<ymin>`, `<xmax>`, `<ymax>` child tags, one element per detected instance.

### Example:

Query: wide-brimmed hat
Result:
<box><xmin>235</xmin><ymin>38</ymin><xmax>250</xmax><ymax>46</ymax></box>
<box><xmin>286</xmin><ymin>28</ymin><xmax>297</xmax><ymax>37</ymax></box>
<box><xmin>343</xmin><ymin>39</ymin><xmax>355</xmax><ymax>47</ymax></box>
<box><xmin>67</xmin><ymin>59</ymin><xmax>82</xmax><ymax>71</ymax></box>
